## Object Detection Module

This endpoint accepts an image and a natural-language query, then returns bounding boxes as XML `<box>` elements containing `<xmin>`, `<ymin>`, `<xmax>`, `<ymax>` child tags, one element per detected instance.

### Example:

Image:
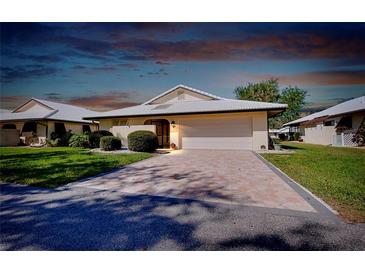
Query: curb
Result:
<box><xmin>254</xmin><ymin>152</ymin><xmax>341</xmax><ymax>224</ymax></box>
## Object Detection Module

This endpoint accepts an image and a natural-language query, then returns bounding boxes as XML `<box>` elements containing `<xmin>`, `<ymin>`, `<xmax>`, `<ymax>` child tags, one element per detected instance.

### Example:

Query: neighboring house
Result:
<box><xmin>284</xmin><ymin>96</ymin><xmax>365</xmax><ymax>147</ymax></box>
<box><xmin>0</xmin><ymin>98</ymin><xmax>99</xmax><ymax>146</ymax></box>
<box><xmin>85</xmin><ymin>84</ymin><xmax>287</xmax><ymax>150</ymax></box>
<box><xmin>269</xmin><ymin>126</ymin><xmax>290</xmax><ymax>139</ymax></box>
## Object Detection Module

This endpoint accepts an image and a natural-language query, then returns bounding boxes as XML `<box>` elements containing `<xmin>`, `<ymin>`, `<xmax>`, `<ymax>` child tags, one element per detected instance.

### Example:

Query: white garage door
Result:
<box><xmin>181</xmin><ymin>116</ymin><xmax>253</xmax><ymax>150</ymax></box>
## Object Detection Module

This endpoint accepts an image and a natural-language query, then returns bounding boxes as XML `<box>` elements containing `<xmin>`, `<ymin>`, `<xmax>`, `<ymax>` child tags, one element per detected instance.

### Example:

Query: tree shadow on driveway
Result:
<box><xmin>1</xmin><ymin>184</ymin><xmax>364</xmax><ymax>251</ymax></box>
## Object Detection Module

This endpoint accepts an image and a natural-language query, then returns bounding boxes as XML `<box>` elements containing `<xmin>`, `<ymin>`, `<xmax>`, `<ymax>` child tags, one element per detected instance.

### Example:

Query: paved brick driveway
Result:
<box><xmin>71</xmin><ymin>150</ymin><xmax>315</xmax><ymax>212</ymax></box>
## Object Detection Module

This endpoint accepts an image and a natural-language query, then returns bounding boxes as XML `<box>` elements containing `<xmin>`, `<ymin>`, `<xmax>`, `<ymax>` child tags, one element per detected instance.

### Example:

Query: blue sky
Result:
<box><xmin>1</xmin><ymin>23</ymin><xmax>365</xmax><ymax>111</ymax></box>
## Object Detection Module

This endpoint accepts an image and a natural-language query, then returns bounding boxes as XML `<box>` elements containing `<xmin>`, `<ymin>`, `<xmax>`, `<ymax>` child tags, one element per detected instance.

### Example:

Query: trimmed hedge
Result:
<box><xmin>128</xmin><ymin>130</ymin><xmax>158</xmax><ymax>152</ymax></box>
<box><xmin>89</xmin><ymin>130</ymin><xmax>113</xmax><ymax>148</ymax></box>
<box><xmin>100</xmin><ymin>136</ymin><xmax>122</xmax><ymax>151</ymax></box>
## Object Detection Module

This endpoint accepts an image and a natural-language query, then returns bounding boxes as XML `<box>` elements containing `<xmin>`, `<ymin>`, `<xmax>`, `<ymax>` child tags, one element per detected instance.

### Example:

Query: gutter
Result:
<box><xmin>83</xmin><ymin>107</ymin><xmax>288</xmax><ymax>120</ymax></box>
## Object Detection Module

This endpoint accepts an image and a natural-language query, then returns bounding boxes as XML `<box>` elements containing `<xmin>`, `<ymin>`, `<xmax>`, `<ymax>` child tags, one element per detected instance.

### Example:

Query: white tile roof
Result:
<box><xmin>0</xmin><ymin>98</ymin><xmax>100</xmax><ymax>123</ymax></box>
<box><xmin>85</xmin><ymin>98</ymin><xmax>287</xmax><ymax>119</ymax></box>
<box><xmin>284</xmin><ymin>96</ymin><xmax>365</xmax><ymax>126</ymax></box>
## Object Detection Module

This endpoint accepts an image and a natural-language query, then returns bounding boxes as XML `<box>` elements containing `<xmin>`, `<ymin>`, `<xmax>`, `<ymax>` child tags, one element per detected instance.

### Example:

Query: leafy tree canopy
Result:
<box><xmin>234</xmin><ymin>79</ymin><xmax>280</xmax><ymax>102</ymax></box>
<box><xmin>234</xmin><ymin>79</ymin><xmax>307</xmax><ymax>129</ymax></box>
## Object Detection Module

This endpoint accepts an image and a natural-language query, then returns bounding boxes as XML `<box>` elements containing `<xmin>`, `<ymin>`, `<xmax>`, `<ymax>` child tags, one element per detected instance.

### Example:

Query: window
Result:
<box><xmin>54</xmin><ymin>122</ymin><xmax>66</xmax><ymax>134</ymax></box>
<box><xmin>324</xmin><ymin>120</ymin><xmax>335</xmax><ymax>126</ymax></box>
<box><xmin>2</xmin><ymin>123</ymin><xmax>16</xmax><ymax>129</ymax></box>
<box><xmin>22</xmin><ymin>121</ymin><xmax>37</xmax><ymax>133</ymax></box>
<box><xmin>82</xmin><ymin>125</ymin><xmax>91</xmax><ymax>133</ymax></box>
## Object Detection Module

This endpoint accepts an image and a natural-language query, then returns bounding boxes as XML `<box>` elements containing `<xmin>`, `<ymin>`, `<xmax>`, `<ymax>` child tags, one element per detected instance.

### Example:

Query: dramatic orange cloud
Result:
<box><xmin>244</xmin><ymin>70</ymin><xmax>365</xmax><ymax>86</ymax></box>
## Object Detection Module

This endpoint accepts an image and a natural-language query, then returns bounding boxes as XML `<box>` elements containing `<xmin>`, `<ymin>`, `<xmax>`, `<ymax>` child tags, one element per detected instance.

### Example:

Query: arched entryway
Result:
<box><xmin>144</xmin><ymin>119</ymin><xmax>170</xmax><ymax>148</ymax></box>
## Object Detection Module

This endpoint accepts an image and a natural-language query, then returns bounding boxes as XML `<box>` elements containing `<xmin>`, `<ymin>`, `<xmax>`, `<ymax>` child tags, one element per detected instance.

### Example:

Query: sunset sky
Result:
<box><xmin>1</xmin><ymin>22</ymin><xmax>365</xmax><ymax>111</ymax></box>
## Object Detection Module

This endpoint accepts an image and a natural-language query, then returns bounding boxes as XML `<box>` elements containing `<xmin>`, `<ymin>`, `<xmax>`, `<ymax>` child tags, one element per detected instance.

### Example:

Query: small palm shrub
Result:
<box><xmin>128</xmin><ymin>130</ymin><xmax>158</xmax><ymax>152</ymax></box>
<box><xmin>100</xmin><ymin>136</ymin><xmax>122</xmax><ymax>151</ymax></box>
<box><xmin>69</xmin><ymin>134</ymin><xmax>90</xmax><ymax>148</ymax></box>
<box><xmin>89</xmin><ymin>130</ymin><xmax>113</xmax><ymax>148</ymax></box>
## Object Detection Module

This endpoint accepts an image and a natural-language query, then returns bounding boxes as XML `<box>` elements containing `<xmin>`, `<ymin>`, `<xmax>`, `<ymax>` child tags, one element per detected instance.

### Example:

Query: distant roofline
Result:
<box><xmin>142</xmin><ymin>84</ymin><xmax>225</xmax><ymax>105</ymax></box>
<box><xmin>284</xmin><ymin>95</ymin><xmax>365</xmax><ymax>126</ymax></box>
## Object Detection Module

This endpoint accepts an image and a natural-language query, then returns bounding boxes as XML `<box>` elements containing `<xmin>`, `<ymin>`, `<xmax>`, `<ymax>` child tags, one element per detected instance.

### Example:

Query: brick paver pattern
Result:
<box><xmin>72</xmin><ymin>150</ymin><xmax>315</xmax><ymax>212</ymax></box>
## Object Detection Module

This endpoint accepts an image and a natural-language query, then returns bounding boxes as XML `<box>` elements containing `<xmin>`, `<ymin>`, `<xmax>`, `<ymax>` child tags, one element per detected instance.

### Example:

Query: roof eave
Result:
<box><xmin>83</xmin><ymin>107</ymin><xmax>287</xmax><ymax>120</ymax></box>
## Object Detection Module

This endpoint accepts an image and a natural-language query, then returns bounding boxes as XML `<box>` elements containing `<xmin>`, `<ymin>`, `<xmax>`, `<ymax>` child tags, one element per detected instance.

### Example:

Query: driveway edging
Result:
<box><xmin>254</xmin><ymin>152</ymin><xmax>341</xmax><ymax>224</ymax></box>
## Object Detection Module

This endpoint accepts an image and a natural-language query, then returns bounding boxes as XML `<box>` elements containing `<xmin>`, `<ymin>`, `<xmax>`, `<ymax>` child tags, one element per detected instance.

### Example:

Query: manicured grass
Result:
<box><xmin>0</xmin><ymin>147</ymin><xmax>152</xmax><ymax>188</ymax></box>
<box><xmin>261</xmin><ymin>142</ymin><xmax>365</xmax><ymax>222</ymax></box>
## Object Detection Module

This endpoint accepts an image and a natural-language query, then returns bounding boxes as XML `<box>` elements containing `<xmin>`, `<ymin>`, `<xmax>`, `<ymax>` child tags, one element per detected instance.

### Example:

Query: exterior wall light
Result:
<box><xmin>171</xmin><ymin>121</ymin><xmax>176</xmax><ymax>128</ymax></box>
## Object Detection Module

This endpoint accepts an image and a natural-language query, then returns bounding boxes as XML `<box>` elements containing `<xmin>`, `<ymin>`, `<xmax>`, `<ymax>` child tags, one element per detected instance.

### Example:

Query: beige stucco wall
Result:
<box><xmin>0</xmin><ymin>129</ymin><xmax>20</xmax><ymax>146</ymax></box>
<box><xmin>98</xmin><ymin>111</ymin><xmax>268</xmax><ymax>150</ymax></box>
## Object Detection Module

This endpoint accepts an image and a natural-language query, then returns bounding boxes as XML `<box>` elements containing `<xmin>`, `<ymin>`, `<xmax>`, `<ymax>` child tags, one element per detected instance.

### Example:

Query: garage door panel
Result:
<box><xmin>182</xmin><ymin>137</ymin><xmax>252</xmax><ymax>150</ymax></box>
<box><xmin>181</xmin><ymin>116</ymin><xmax>253</xmax><ymax>150</ymax></box>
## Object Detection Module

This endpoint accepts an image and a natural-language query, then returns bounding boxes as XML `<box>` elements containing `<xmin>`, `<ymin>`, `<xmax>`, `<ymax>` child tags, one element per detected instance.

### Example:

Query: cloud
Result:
<box><xmin>0</xmin><ymin>65</ymin><xmax>60</xmax><ymax>83</ymax></box>
<box><xmin>244</xmin><ymin>70</ymin><xmax>365</xmax><ymax>86</ymax></box>
<box><xmin>141</xmin><ymin>68</ymin><xmax>169</xmax><ymax>77</ymax></box>
<box><xmin>0</xmin><ymin>92</ymin><xmax>140</xmax><ymax>111</ymax></box>
<box><xmin>8</xmin><ymin>52</ymin><xmax>64</xmax><ymax>63</ymax></box>
<box><xmin>114</xmin><ymin>31</ymin><xmax>365</xmax><ymax>62</ymax></box>
<box><xmin>65</xmin><ymin>91</ymin><xmax>140</xmax><ymax>111</ymax></box>
<box><xmin>71</xmin><ymin>63</ymin><xmax>139</xmax><ymax>74</ymax></box>
<box><xmin>2</xmin><ymin>23</ymin><xmax>365</xmax><ymax>64</ymax></box>
<box><xmin>0</xmin><ymin>95</ymin><xmax>30</xmax><ymax>110</ymax></box>
<box><xmin>155</xmin><ymin>61</ymin><xmax>170</xmax><ymax>65</ymax></box>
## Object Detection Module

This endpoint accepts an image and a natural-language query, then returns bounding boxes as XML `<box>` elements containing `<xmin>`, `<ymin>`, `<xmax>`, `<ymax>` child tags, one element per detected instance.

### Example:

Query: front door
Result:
<box><xmin>145</xmin><ymin>119</ymin><xmax>170</xmax><ymax>148</ymax></box>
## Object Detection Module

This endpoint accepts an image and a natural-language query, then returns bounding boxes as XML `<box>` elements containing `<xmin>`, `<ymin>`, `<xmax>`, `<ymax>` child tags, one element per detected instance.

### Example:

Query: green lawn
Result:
<box><xmin>0</xmin><ymin>147</ymin><xmax>152</xmax><ymax>188</ymax></box>
<box><xmin>261</xmin><ymin>142</ymin><xmax>365</xmax><ymax>222</ymax></box>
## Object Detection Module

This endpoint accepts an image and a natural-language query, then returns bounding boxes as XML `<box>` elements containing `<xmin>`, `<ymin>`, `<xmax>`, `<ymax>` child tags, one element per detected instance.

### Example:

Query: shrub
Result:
<box><xmin>128</xmin><ymin>130</ymin><xmax>158</xmax><ymax>152</ymax></box>
<box><xmin>293</xmin><ymin>132</ymin><xmax>301</xmax><ymax>141</ymax></box>
<box><xmin>352</xmin><ymin>118</ymin><xmax>365</xmax><ymax>146</ymax></box>
<box><xmin>89</xmin><ymin>130</ymin><xmax>113</xmax><ymax>148</ymax></box>
<box><xmin>69</xmin><ymin>134</ymin><xmax>90</xmax><ymax>148</ymax></box>
<box><xmin>278</xmin><ymin>133</ymin><xmax>287</xmax><ymax>141</ymax></box>
<box><xmin>100</xmin><ymin>136</ymin><xmax>122</xmax><ymax>151</ymax></box>
<box><xmin>49</xmin><ymin>130</ymin><xmax>73</xmax><ymax>146</ymax></box>
<box><xmin>47</xmin><ymin>138</ymin><xmax>60</xmax><ymax>147</ymax></box>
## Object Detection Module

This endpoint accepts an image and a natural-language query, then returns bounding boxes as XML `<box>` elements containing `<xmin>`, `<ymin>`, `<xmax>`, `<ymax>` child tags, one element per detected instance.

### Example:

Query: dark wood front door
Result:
<box><xmin>145</xmin><ymin>119</ymin><xmax>170</xmax><ymax>148</ymax></box>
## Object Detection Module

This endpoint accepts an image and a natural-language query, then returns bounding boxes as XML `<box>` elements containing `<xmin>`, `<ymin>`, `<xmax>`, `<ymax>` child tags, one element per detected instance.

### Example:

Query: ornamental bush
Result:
<box><xmin>69</xmin><ymin>134</ymin><xmax>90</xmax><ymax>148</ymax></box>
<box><xmin>128</xmin><ymin>130</ymin><xmax>158</xmax><ymax>152</ymax></box>
<box><xmin>100</xmin><ymin>136</ymin><xmax>122</xmax><ymax>151</ymax></box>
<box><xmin>49</xmin><ymin>130</ymin><xmax>73</xmax><ymax>146</ymax></box>
<box><xmin>89</xmin><ymin>130</ymin><xmax>113</xmax><ymax>148</ymax></box>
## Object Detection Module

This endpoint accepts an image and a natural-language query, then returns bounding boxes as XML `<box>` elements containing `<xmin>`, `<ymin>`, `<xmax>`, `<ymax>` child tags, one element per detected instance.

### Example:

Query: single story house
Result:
<box><xmin>0</xmin><ymin>98</ymin><xmax>99</xmax><ymax>146</ymax></box>
<box><xmin>284</xmin><ymin>96</ymin><xmax>365</xmax><ymax>147</ymax></box>
<box><xmin>84</xmin><ymin>84</ymin><xmax>287</xmax><ymax>150</ymax></box>
<box><xmin>269</xmin><ymin>126</ymin><xmax>290</xmax><ymax>139</ymax></box>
